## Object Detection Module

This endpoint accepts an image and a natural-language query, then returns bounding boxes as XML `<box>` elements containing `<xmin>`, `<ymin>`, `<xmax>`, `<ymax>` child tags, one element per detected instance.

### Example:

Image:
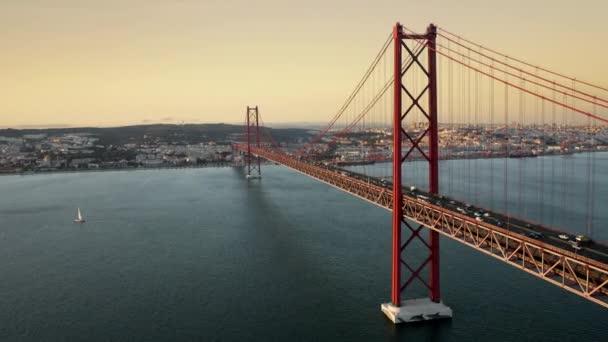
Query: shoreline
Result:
<box><xmin>342</xmin><ymin>149</ymin><xmax>606</xmax><ymax>165</ymax></box>
<box><xmin>0</xmin><ymin>162</ymin><xmax>237</xmax><ymax>177</ymax></box>
<box><xmin>2</xmin><ymin>150</ymin><xmax>605</xmax><ymax>176</ymax></box>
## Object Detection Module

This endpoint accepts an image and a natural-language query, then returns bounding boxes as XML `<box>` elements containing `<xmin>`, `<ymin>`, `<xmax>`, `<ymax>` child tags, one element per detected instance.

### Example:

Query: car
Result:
<box><xmin>475</xmin><ymin>217</ymin><xmax>484</xmax><ymax>222</ymax></box>
<box><xmin>416</xmin><ymin>195</ymin><xmax>430</xmax><ymax>203</ymax></box>
<box><xmin>410</xmin><ymin>186</ymin><xmax>417</xmax><ymax>191</ymax></box>
<box><xmin>570</xmin><ymin>240</ymin><xmax>583</xmax><ymax>251</ymax></box>
<box><xmin>496</xmin><ymin>220</ymin><xmax>503</xmax><ymax>226</ymax></box>
<box><xmin>474</xmin><ymin>212</ymin><xmax>482</xmax><ymax>217</ymax></box>
<box><xmin>575</xmin><ymin>235</ymin><xmax>592</xmax><ymax>244</ymax></box>
<box><xmin>525</xmin><ymin>223</ymin><xmax>532</xmax><ymax>228</ymax></box>
<box><xmin>449</xmin><ymin>200</ymin><xmax>456</xmax><ymax>205</ymax></box>
<box><xmin>527</xmin><ymin>232</ymin><xmax>542</xmax><ymax>239</ymax></box>
<box><xmin>558</xmin><ymin>234</ymin><xmax>570</xmax><ymax>240</ymax></box>
<box><xmin>483</xmin><ymin>212</ymin><xmax>490</xmax><ymax>217</ymax></box>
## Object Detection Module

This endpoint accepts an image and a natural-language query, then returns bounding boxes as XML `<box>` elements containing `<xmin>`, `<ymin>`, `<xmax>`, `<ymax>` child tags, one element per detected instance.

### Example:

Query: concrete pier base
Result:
<box><xmin>245</xmin><ymin>175</ymin><xmax>261</xmax><ymax>179</ymax></box>
<box><xmin>381</xmin><ymin>298</ymin><xmax>452</xmax><ymax>324</ymax></box>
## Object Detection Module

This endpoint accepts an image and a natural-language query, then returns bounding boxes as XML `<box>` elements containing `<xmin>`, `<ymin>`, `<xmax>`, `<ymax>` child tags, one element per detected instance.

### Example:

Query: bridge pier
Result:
<box><xmin>381</xmin><ymin>298</ymin><xmax>452</xmax><ymax>323</ymax></box>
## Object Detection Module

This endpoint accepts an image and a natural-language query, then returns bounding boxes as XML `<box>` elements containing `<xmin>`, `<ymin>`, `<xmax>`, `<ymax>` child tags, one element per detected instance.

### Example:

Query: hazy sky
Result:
<box><xmin>1</xmin><ymin>0</ymin><xmax>606</xmax><ymax>128</ymax></box>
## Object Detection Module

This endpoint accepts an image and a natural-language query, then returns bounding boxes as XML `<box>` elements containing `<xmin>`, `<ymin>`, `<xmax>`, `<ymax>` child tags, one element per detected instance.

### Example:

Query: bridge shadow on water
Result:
<box><xmin>230</xmin><ymin>165</ymin><xmax>455</xmax><ymax>341</ymax></box>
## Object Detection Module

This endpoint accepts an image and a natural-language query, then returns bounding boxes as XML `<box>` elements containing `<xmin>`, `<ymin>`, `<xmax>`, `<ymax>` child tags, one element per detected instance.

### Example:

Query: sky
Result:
<box><xmin>1</xmin><ymin>0</ymin><xmax>607</xmax><ymax>128</ymax></box>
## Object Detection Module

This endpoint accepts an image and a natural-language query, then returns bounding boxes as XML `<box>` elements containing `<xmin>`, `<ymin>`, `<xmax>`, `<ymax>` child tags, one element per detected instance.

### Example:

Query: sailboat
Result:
<box><xmin>74</xmin><ymin>208</ymin><xmax>85</xmax><ymax>223</ymax></box>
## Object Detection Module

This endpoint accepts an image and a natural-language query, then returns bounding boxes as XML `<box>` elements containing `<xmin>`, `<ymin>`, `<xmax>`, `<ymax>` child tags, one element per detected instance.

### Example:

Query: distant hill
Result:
<box><xmin>0</xmin><ymin>124</ymin><xmax>314</xmax><ymax>146</ymax></box>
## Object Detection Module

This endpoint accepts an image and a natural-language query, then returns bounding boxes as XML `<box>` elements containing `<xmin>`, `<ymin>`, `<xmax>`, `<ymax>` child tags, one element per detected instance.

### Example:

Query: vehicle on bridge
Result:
<box><xmin>576</xmin><ymin>235</ymin><xmax>592</xmax><ymax>245</ymax></box>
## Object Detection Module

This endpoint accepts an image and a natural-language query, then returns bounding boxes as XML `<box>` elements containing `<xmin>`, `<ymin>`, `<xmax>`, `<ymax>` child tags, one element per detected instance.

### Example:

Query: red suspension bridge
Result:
<box><xmin>234</xmin><ymin>23</ymin><xmax>608</xmax><ymax>323</ymax></box>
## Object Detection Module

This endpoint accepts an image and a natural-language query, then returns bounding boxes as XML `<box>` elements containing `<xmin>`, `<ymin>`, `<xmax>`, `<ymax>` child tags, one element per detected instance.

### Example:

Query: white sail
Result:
<box><xmin>75</xmin><ymin>208</ymin><xmax>85</xmax><ymax>223</ymax></box>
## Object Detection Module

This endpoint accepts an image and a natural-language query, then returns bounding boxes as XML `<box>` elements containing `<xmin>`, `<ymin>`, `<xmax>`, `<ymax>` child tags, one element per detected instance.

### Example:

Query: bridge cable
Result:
<box><xmin>294</xmin><ymin>33</ymin><xmax>393</xmax><ymax>156</ymax></box>
<box><xmin>432</xmin><ymin>40</ymin><xmax>608</xmax><ymax>109</ymax></box>
<box><xmin>437</xmin><ymin>27</ymin><xmax>608</xmax><ymax>94</ymax></box>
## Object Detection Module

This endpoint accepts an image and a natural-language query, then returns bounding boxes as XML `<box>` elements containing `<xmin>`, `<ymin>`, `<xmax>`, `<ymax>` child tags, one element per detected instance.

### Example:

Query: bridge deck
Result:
<box><xmin>236</xmin><ymin>145</ymin><xmax>608</xmax><ymax>309</ymax></box>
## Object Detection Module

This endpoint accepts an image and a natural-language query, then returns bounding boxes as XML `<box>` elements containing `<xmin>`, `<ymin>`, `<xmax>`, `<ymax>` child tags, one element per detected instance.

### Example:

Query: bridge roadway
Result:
<box><xmin>322</xmin><ymin>164</ymin><xmax>608</xmax><ymax>265</ymax></box>
<box><xmin>236</xmin><ymin>145</ymin><xmax>608</xmax><ymax>309</ymax></box>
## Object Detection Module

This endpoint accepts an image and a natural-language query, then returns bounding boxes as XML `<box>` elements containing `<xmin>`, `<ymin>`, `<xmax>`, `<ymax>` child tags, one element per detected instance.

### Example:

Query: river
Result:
<box><xmin>0</xmin><ymin>155</ymin><xmax>606</xmax><ymax>341</ymax></box>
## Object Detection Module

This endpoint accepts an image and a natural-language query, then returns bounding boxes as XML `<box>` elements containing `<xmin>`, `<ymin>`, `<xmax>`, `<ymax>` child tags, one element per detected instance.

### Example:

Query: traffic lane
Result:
<box><xmin>406</xmin><ymin>192</ymin><xmax>608</xmax><ymax>264</ymax></box>
<box><xmin>334</xmin><ymin>173</ymin><xmax>608</xmax><ymax>264</ymax></box>
<box><xmin>487</xmin><ymin>216</ymin><xmax>608</xmax><ymax>264</ymax></box>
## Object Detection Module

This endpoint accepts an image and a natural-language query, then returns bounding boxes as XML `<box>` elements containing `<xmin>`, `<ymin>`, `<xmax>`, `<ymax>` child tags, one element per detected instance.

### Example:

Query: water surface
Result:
<box><xmin>0</xmin><ymin>164</ymin><xmax>606</xmax><ymax>341</ymax></box>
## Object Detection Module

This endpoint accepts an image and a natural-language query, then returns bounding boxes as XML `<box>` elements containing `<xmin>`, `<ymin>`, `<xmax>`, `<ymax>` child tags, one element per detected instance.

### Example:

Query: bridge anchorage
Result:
<box><xmin>245</xmin><ymin>105</ymin><xmax>262</xmax><ymax>179</ymax></box>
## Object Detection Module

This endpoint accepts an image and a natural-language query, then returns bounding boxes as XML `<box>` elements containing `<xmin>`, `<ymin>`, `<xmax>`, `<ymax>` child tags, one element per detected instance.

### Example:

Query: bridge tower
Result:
<box><xmin>381</xmin><ymin>23</ymin><xmax>453</xmax><ymax>323</ymax></box>
<box><xmin>246</xmin><ymin>105</ymin><xmax>262</xmax><ymax>179</ymax></box>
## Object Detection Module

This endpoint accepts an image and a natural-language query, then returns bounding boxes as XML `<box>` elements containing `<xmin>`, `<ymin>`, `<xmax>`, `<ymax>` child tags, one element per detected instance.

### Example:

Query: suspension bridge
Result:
<box><xmin>233</xmin><ymin>23</ymin><xmax>608</xmax><ymax>323</ymax></box>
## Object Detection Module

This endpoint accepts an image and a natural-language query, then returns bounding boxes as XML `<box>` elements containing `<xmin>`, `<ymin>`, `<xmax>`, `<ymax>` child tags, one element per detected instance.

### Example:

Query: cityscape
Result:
<box><xmin>1</xmin><ymin>123</ymin><xmax>606</xmax><ymax>173</ymax></box>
